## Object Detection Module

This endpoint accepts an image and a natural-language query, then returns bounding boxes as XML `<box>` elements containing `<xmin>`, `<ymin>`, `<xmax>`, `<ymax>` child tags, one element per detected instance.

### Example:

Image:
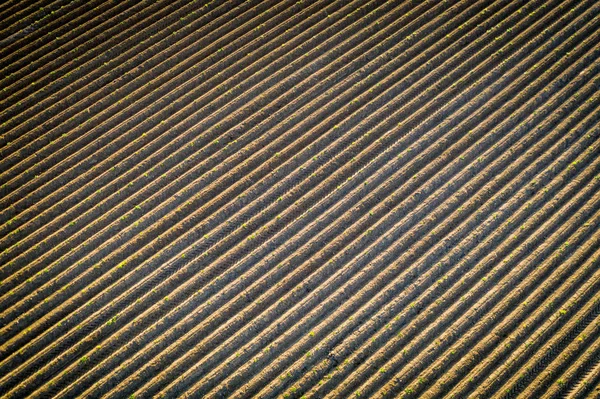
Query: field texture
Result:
<box><xmin>1</xmin><ymin>0</ymin><xmax>600</xmax><ymax>398</ymax></box>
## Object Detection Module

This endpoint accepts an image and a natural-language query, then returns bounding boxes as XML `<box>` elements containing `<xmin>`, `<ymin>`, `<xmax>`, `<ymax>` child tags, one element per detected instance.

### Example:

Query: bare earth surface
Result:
<box><xmin>1</xmin><ymin>0</ymin><xmax>599</xmax><ymax>398</ymax></box>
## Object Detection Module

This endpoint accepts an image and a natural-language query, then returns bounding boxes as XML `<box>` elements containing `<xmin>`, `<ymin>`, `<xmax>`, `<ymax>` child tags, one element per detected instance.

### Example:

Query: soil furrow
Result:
<box><xmin>0</xmin><ymin>0</ymin><xmax>256</xmax><ymax>181</ymax></box>
<box><xmin>223</xmin><ymin>60</ymin><xmax>600</xmax><ymax>399</ymax></box>
<box><xmin>544</xmin><ymin>332</ymin><xmax>600</xmax><ymax>399</ymax></box>
<box><xmin>0</xmin><ymin>0</ymin><xmax>69</xmax><ymax>46</ymax></box>
<box><xmin>0</xmin><ymin>0</ymin><xmax>118</xmax><ymax>83</ymax></box>
<box><xmin>256</xmin><ymin>108</ymin><xmax>600</xmax><ymax>399</ymax></box>
<box><xmin>1</xmin><ymin>0</ymin><xmax>597</xmax><ymax>396</ymax></box>
<box><xmin>0</xmin><ymin>0</ymin><xmax>418</xmax><ymax>344</ymax></box>
<box><xmin>134</xmin><ymin>13</ymin><xmax>600</xmax><ymax>399</ymax></box>
<box><xmin>337</xmin><ymin>157</ymin><xmax>600</xmax><ymax>399</ymax></box>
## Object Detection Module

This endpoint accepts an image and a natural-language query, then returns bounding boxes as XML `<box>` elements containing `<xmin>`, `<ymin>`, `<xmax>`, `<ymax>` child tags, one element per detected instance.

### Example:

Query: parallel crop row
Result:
<box><xmin>0</xmin><ymin>0</ymin><xmax>598</xmax><ymax>397</ymax></box>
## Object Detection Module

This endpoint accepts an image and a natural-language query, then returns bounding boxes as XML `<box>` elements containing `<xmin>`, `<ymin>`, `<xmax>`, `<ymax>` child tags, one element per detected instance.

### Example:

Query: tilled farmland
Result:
<box><xmin>1</xmin><ymin>0</ymin><xmax>599</xmax><ymax>397</ymax></box>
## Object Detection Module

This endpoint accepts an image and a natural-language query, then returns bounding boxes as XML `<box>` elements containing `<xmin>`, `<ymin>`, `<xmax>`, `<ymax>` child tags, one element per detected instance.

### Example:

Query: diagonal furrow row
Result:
<box><xmin>1</xmin><ymin>0</ymin><xmax>464</xmax><ymax>390</ymax></box>
<box><xmin>228</xmin><ymin>61</ymin><xmax>600</xmax><ymax>399</ymax></box>
<box><xmin>411</xmin><ymin>241</ymin><xmax>600</xmax><ymax>399</ymax></box>
<box><xmin>544</xmin><ymin>328</ymin><xmax>600</xmax><ymax>399</ymax></box>
<box><xmin>2</xmin><ymin>0</ymin><xmax>520</xmax><ymax>350</ymax></box>
<box><xmin>270</xmin><ymin>97</ymin><xmax>600</xmax><ymax>399</ymax></box>
<box><xmin>129</xmin><ymin>5</ymin><xmax>600</xmax><ymax>399</ymax></box>
<box><xmin>427</xmin><ymin>219</ymin><xmax>600</xmax><ymax>398</ymax></box>
<box><xmin>0</xmin><ymin>0</ymin><xmax>429</xmax><ymax>291</ymax></box>
<box><xmin>0</xmin><ymin>0</ymin><xmax>70</xmax><ymax>47</ymax></box>
<box><xmin>1</xmin><ymin>0</ymin><xmax>598</xmax><ymax>396</ymax></box>
<box><xmin>0</xmin><ymin>0</ymin><xmax>556</xmax><ymax>394</ymax></box>
<box><xmin>0</xmin><ymin>0</ymin><xmax>506</xmax><ymax>390</ymax></box>
<box><xmin>0</xmin><ymin>0</ymin><xmax>124</xmax><ymax>82</ymax></box>
<box><xmin>68</xmin><ymin>21</ymin><xmax>594</xmax><ymax>398</ymax></box>
<box><xmin>497</xmin><ymin>287</ymin><xmax>600</xmax><ymax>397</ymax></box>
<box><xmin>373</xmin><ymin>192</ymin><xmax>600</xmax><ymax>399</ymax></box>
<box><xmin>562</xmin><ymin>350</ymin><xmax>600</xmax><ymax>399</ymax></box>
<box><xmin>0</xmin><ymin>0</ymin><xmax>442</xmax><ymax>346</ymax></box>
<box><xmin>199</xmin><ymin>18</ymin><xmax>600</xmax><ymax>396</ymax></box>
<box><xmin>0</xmin><ymin>0</ymin><xmax>404</xmax><ymax>260</ymax></box>
<box><xmin>505</xmin><ymin>300</ymin><xmax>600</xmax><ymax>398</ymax></box>
<box><xmin>0</xmin><ymin>0</ymin><xmax>276</xmax><ymax>181</ymax></box>
<box><xmin>0</xmin><ymin>0</ymin><xmax>272</xmax><ymax>193</ymax></box>
<box><xmin>337</xmin><ymin>146</ymin><xmax>600</xmax><ymax>399</ymax></box>
<box><xmin>39</xmin><ymin>2</ymin><xmax>548</xmax><ymax>396</ymax></box>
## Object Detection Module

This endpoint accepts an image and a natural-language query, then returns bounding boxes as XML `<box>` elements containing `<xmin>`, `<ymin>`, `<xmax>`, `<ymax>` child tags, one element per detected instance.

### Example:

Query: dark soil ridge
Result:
<box><xmin>0</xmin><ymin>0</ymin><xmax>598</xmax><ymax>397</ymax></box>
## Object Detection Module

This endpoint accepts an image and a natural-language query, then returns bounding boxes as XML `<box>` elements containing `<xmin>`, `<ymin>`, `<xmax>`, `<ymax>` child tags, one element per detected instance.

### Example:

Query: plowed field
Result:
<box><xmin>1</xmin><ymin>0</ymin><xmax>599</xmax><ymax>398</ymax></box>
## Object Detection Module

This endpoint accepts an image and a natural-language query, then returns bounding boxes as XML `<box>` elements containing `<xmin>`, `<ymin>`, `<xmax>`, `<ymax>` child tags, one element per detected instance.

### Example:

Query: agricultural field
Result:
<box><xmin>1</xmin><ymin>0</ymin><xmax>600</xmax><ymax>397</ymax></box>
